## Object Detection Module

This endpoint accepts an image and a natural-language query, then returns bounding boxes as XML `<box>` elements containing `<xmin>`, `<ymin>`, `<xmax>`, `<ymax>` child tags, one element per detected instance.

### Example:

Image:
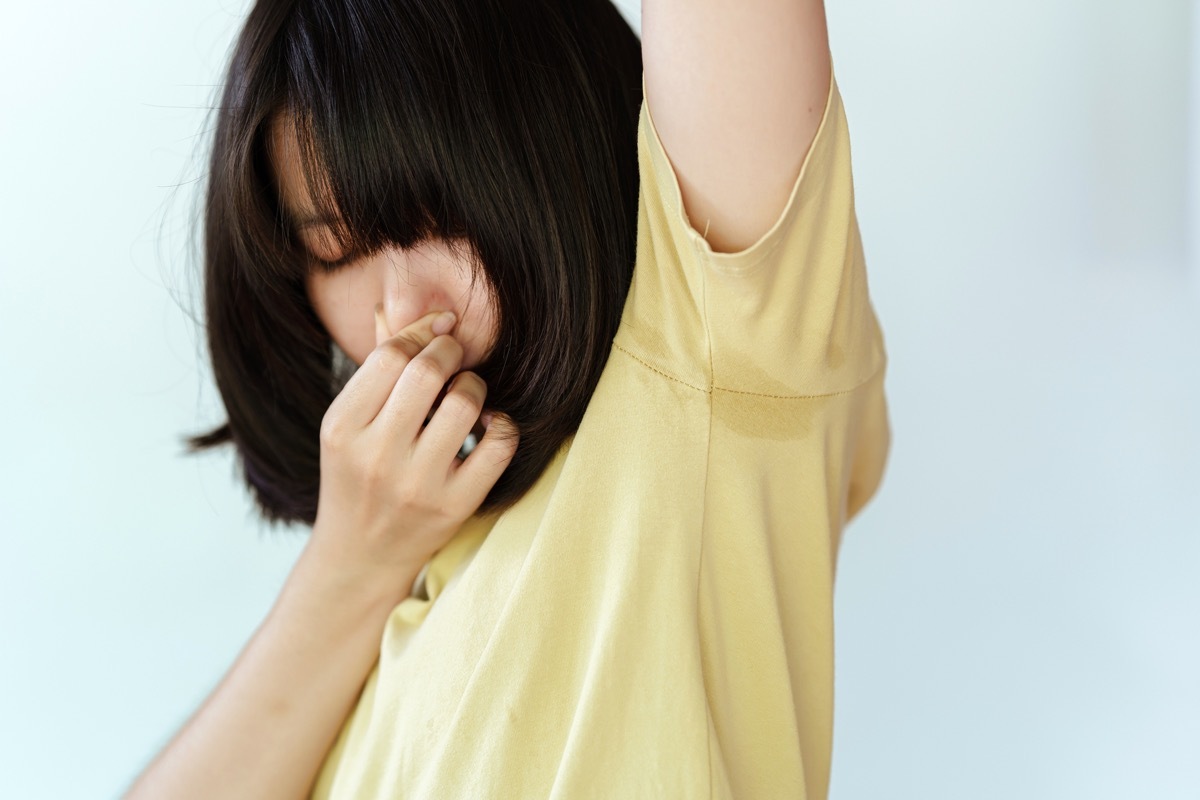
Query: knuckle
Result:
<box><xmin>319</xmin><ymin>415</ymin><xmax>347</xmax><ymax>448</ymax></box>
<box><xmin>378</xmin><ymin>337</ymin><xmax>420</xmax><ymax>369</ymax></box>
<box><xmin>429</xmin><ymin>334</ymin><xmax>464</xmax><ymax>370</ymax></box>
<box><xmin>374</xmin><ymin>348</ymin><xmax>399</xmax><ymax>374</ymax></box>
<box><xmin>455</xmin><ymin>371</ymin><xmax>488</xmax><ymax>401</ymax></box>
<box><xmin>442</xmin><ymin>333</ymin><xmax>464</xmax><ymax>359</ymax></box>
<box><xmin>392</xmin><ymin>479</ymin><xmax>422</xmax><ymax>508</ymax></box>
<box><xmin>391</xmin><ymin>479</ymin><xmax>434</xmax><ymax>510</ymax></box>
<box><xmin>356</xmin><ymin>451</ymin><xmax>388</xmax><ymax>485</ymax></box>
<box><xmin>392</xmin><ymin>332</ymin><xmax>426</xmax><ymax>355</ymax></box>
<box><xmin>405</xmin><ymin>353</ymin><xmax>446</xmax><ymax>387</ymax></box>
<box><xmin>439</xmin><ymin>391</ymin><xmax>480</xmax><ymax>425</ymax></box>
<box><xmin>426</xmin><ymin>495</ymin><xmax>456</xmax><ymax>521</ymax></box>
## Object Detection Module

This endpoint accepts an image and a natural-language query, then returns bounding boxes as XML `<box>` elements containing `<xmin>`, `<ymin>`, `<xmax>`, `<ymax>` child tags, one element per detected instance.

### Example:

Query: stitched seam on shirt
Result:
<box><xmin>713</xmin><ymin>365</ymin><xmax>884</xmax><ymax>400</ymax></box>
<box><xmin>706</xmin><ymin>227</ymin><xmax>789</xmax><ymax>275</ymax></box>
<box><xmin>611</xmin><ymin>342</ymin><xmax>710</xmax><ymax>394</ymax></box>
<box><xmin>645</xmin><ymin>103</ymin><xmax>786</xmax><ymax>277</ymax></box>
<box><xmin>612</xmin><ymin>341</ymin><xmax>886</xmax><ymax>400</ymax></box>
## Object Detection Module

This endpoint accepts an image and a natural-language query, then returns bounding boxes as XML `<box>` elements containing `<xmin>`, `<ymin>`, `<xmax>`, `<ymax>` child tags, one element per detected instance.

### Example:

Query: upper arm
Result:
<box><xmin>640</xmin><ymin>0</ymin><xmax>832</xmax><ymax>255</ymax></box>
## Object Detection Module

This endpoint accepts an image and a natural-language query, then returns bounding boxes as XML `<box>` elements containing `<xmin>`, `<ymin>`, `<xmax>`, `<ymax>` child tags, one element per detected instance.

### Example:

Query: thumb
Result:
<box><xmin>374</xmin><ymin>305</ymin><xmax>457</xmax><ymax>350</ymax></box>
<box><xmin>374</xmin><ymin>303</ymin><xmax>390</xmax><ymax>349</ymax></box>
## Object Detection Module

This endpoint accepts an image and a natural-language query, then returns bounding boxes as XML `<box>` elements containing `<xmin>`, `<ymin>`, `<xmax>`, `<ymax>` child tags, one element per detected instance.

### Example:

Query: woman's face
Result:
<box><xmin>268</xmin><ymin>114</ymin><xmax>499</xmax><ymax>370</ymax></box>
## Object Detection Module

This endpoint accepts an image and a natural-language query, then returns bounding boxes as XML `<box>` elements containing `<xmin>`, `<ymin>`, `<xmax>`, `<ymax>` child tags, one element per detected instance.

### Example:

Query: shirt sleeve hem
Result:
<box><xmin>638</xmin><ymin>49</ymin><xmax>839</xmax><ymax>274</ymax></box>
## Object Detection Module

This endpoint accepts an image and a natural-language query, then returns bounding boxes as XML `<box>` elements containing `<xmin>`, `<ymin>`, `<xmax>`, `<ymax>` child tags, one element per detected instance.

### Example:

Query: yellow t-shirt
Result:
<box><xmin>311</xmin><ymin>59</ymin><xmax>890</xmax><ymax>800</ymax></box>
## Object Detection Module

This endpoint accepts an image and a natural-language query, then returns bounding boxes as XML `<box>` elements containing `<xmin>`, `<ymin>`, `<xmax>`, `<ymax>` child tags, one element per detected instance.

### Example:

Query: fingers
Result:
<box><xmin>451</xmin><ymin>412</ymin><xmax>520</xmax><ymax>507</ymax></box>
<box><xmin>415</xmin><ymin>370</ymin><xmax>487</xmax><ymax>469</ymax></box>
<box><xmin>326</xmin><ymin>309</ymin><xmax>455</xmax><ymax>432</ymax></box>
<box><xmin>374</xmin><ymin>303</ymin><xmax>457</xmax><ymax>346</ymax></box>
<box><xmin>375</xmin><ymin>332</ymin><xmax>465</xmax><ymax>442</ymax></box>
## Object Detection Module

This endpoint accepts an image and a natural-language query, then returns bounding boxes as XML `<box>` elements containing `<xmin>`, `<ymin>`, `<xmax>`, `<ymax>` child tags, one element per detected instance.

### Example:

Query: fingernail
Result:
<box><xmin>432</xmin><ymin>311</ymin><xmax>456</xmax><ymax>335</ymax></box>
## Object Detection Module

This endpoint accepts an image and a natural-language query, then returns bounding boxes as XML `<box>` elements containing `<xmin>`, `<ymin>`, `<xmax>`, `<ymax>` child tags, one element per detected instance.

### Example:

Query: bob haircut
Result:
<box><xmin>186</xmin><ymin>0</ymin><xmax>644</xmax><ymax>526</ymax></box>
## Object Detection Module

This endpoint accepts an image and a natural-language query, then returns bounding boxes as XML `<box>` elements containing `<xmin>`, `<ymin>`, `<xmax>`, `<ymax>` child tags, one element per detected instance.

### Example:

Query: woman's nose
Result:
<box><xmin>376</xmin><ymin>251</ymin><xmax>416</xmax><ymax>332</ymax></box>
<box><xmin>377</xmin><ymin>245</ymin><xmax>460</xmax><ymax>338</ymax></box>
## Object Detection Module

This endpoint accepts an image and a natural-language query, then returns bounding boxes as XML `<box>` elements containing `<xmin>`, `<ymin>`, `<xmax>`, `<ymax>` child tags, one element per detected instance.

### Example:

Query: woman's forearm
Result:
<box><xmin>124</xmin><ymin>536</ymin><xmax>419</xmax><ymax>800</ymax></box>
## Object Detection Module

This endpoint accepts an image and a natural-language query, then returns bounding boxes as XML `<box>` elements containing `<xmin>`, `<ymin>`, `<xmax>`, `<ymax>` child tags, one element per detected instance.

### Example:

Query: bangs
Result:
<box><xmin>262</xmin><ymin>0</ymin><xmax>474</xmax><ymax>278</ymax></box>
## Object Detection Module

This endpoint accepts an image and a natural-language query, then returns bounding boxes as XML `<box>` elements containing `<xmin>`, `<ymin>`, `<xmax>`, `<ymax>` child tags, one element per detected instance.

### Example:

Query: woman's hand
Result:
<box><xmin>308</xmin><ymin>306</ymin><xmax>518</xmax><ymax>596</ymax></box>
<box><xmin>122</xmin><ymin>309</ymin><xmax>516</xmax><ymax>799</ymax></box>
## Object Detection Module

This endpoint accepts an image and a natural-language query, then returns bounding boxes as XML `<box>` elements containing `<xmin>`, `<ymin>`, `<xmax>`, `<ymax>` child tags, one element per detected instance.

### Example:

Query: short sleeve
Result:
<box><xmin>617</xmin><ymin>54</ymin><xmax>886</xmax><ymax>398</ymax></box>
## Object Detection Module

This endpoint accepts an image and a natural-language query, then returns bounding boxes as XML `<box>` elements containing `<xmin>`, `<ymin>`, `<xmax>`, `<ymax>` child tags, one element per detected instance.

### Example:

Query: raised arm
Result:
<box><xmin>640</xmin><ymin>0</ymin><xmax>832</xmax><ymax>255</ymax></box>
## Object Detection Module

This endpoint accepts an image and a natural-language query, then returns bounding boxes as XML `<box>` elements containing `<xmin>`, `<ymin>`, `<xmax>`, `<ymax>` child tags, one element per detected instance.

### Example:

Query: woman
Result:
<box><xmin>127</xmin><ymin>0</ymin><xmax>890</xmax><ymax>797</ymax></box>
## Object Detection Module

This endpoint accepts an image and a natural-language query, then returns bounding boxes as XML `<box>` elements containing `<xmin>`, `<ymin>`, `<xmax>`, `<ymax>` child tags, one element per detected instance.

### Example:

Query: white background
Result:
<box><xmin>1</xmin><ymin>1</ymin><xmax>1196</xmax><ymax>797</ymax></box>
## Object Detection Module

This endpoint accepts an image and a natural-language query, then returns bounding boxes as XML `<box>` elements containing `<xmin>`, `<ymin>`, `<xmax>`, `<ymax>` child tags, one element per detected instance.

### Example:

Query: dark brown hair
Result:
<box><xmin>184</xmin><ymin>0</ymin><xmax>643</xmax><ymax>526</ymax></box>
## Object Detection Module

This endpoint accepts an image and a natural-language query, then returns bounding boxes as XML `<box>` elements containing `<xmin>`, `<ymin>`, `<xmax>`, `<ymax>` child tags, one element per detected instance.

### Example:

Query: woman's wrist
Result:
<box><xmin>290</xmin><ymin>526</ymin><xmax>425</xmax><ymax>620</ymax></box>
<box><xmin>123</xmin><ymin>524</ymin><xmax>421</xmax><ymax>800</ymax></box>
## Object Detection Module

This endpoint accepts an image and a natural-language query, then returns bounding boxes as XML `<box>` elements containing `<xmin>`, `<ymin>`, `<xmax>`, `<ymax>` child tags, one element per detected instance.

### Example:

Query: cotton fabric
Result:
<box><xmin>311</xmin><ymin>58</ymin><xmax>890</xmax><ymax>800</ymax></box>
